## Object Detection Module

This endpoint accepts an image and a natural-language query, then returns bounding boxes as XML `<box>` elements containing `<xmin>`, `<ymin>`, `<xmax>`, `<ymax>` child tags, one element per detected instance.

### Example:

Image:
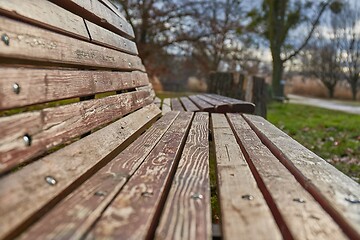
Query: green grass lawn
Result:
<box><xmin>267</xmin><ymin>102</ymin><xmax>360</xmax><ymax>183</ymax></box>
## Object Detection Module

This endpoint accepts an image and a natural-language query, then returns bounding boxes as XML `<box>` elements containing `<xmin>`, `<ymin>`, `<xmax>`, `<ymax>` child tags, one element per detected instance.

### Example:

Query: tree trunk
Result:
<box><xmin>328</xmin><ymin>85</ymin><xmax>335</xmax><ymax>99</ymax></box>
<box><xmin>350</xmin><ymin>80</ymin><xmax>358</xmax><ymax>101</ymax></box>
<box><xmin>271</xmin><ymin>52</ymin><xmax>284</xmax><ymax>98</ymax></box>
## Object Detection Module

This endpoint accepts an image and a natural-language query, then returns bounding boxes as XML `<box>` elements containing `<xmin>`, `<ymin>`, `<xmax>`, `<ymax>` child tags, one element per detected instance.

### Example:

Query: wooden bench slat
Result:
<box><xmin>51</xmin><ymin>0</ymin><xmax>135</xmax><ymax>40</ymax></box>
<box><xmin>180</xmin><ymin>96</ymin><xmax>200</xmax><ymax>112</ymax></box>
<box><xmin>171</xmin><ymin>98</ymin><xmax>185</xmax><ymax>111</ymax></box>
<box><xmin>228</xmin><ymin>114</ymin><xmax>347</xmax><ymax>240</ymax></box>
<box><xmin>211</xmin><ymin>113</ymin><xmax>282</xmax><ymax>240</ymax></box>
<box><xmin>0</xmin><ymin>0</ymin><xmax>89</xmax><ymax>40</ymax></box>
<box><xmin>86</xmin><ymin>112</ymin><xmax>193</xmax><ymax>240</ymax></box>
<box><xmin>188</xmin><ymin>95</ymin><xmax>214</xmax><ymax>112</ymax></box>
<box><xmin>162</xmin><ymin>98</ymin><xmax>172</xmax><ymax>115</ymax></box>
<box><xmin>197</xmin><ymin>94</ymin><xmax>231</xmax><ymax>113</ymax></box>
<box><xmin>0</xmin><ymin>69</ymin><xmax>149</xmax><ymax>110</ymax></box>
<box><xmin>154</xmin><ymin>97</ymin><xmax>162</xmax><ymax>109</ymax></box>
<box><xmin>0</xmin><ymin>16</ymin><xmax>144</xmax><ymax>71</ymax></box>
<box><xmin>205</xmin><ymin>93</ymin><xmax>255</xmax><ymax>113</ymax></box>
<box><xmin>0</xmin><ymin>90</ymin><xmax>152</xmax><ymax>173</ymax></box>
<box><xmin>18</xmin><ymin>111</ymin><xmax>179</xmax><ymax>240</ymax></box>
<box><xmin>243</xmin><ymin>114</ymin><xmax>360</xmax><ymax>239</ymax></box>
<box><xmin>99</xmin><ymin>0</ymin><xmax>127</xmax><ymax>21</ymax></box>
<box><xmin>85</xmin><ymin>20</ymin><xmax>138</xmax><ymax>55</ymax></box>
<box><xmin>0</xmin><ymin>104</ymin><xmax>161</xmax><ymax>240</ymax></box>
<box><xmin>155</xmin><ymin>112</ymin><xmax>211</xmax><ymax>239</ymax></box>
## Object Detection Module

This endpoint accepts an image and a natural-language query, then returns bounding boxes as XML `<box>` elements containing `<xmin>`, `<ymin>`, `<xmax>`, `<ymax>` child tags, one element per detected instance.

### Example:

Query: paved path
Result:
<box><xmin>287</xmin><ymin>94</ymin><xmax>360</xmax><ymax>115</ymax></box>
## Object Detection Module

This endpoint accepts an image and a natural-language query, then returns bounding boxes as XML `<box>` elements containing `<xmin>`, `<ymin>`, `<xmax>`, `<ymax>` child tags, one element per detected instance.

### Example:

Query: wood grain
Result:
<box><xmin>0</xmin><ymin>68</ymin><xmax>149</xmax><ymax>110</ymax></box>
<box><xmin>154</xmin><ymin>97</ymin><xmax>162</xmax><ymax>109</ymax></box>
<box><xmin>162</xmin><ymin>98</ymin><xmax>172</xmax><ymax>115</ymax></box>
<box><xmin>228</xmin><ymin>113</ymin><xmax>347</xmax><ymax>240</ymax></box>
<box><xmin>0</xmin><ymin>90</ymin><xmax>152</xmax><ymax>173</ymax></box>
<box><xmin>205</xmin><ymin>94</ymin><xmax>255</xmax><ymax>113</ymax></box>
<box><xmin>180</xmin><ymin>97</ymin><xmax>200</xmax><ymax>112</ymax></box>
<box><xmin>18</xmin><ymin>112</ymin><xmax>179</xmax><ymax>240</ymax></box>
<box><xmin>51</xmin><ymin>0</ymin><xmax>135</xmax><ymax>39</ymax></box>
<box><xmin>171</xmin><ymin>98</ymin><xmax>185</xmax><ymax>111</ymax></box>
<box><xmin>85</xmin><ymin>20</ymin><xmax>138</xmax><ymax>55</ymax></box>
<box><xmin>211</xmin><ymin>113</ymin><xmax>281</xmax><ymax>240</ymax></box>
<box><xmin>244</xmin><ymin>113</ymin><xmax>360</xmax><ymax>239</ymax></box>
<box><xmin>188</xmin><ymin>95</ymin><xmax>214</xmax><ymax>112</ymax></box>
<box><xmin>0</xmin><ymin>16</ymin><xmax>144</xmax><ymax>71</ymax></box>
<box><xmin>0</xmin><ymin>104</ymin><xmax>161</xmax><ymax>240</ymax></box>
<box><xmin>197</xmin><ymin>95</ymin><xmax>231</xmax><ymax>113</ymax></box>
<box><xmin>99</xmin><ymin>0</ymin><xmax>127</xmax><ymax>21</ymax></box>
<box><xmin>0</xmin><ymin>0</ymin><xmax>89</xmax><ymax>40</ymax></box>
<box><xmin>155</xmin><ymin>113</ymin><xmax>211</xmax><ymax>240</ymax></box>
<box><xmin>86</xmin><ymin>112</ymin><xmax>193</xmax><ymax>240</ymax></box>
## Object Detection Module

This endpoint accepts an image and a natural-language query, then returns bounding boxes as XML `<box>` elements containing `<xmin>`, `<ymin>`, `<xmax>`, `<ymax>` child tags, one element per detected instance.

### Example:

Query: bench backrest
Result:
<box><xmin>0</xmin><ymin>1</ymin><xmax>159</xmax><ymax>239</ymax></box>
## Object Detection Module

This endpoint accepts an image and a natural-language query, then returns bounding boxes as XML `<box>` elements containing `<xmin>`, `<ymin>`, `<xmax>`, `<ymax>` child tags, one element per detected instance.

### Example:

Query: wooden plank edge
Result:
<box><xmin>242</xmin><ymin>114</ymin><xmax>360</xmax><ymax>240</ymax></box>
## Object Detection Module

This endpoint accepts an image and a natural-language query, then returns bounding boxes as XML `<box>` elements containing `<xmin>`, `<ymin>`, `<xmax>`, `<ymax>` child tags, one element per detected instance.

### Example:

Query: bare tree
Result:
<box><xmin>302</xmin><ymin>33</ymin><xmax>341</xmax><ymax>98</ymax></box>
<box><xmin>332</xmin><ymin>0</ymin><xmax>360</xmax><ymax>100</ymax></box>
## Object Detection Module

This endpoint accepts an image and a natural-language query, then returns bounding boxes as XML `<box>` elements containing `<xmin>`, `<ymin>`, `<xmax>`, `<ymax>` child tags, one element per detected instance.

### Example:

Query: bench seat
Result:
<box><xmin>157</xmin><ymin>94</ymin><xmax>255</xmax><ymax>114</ymax></box>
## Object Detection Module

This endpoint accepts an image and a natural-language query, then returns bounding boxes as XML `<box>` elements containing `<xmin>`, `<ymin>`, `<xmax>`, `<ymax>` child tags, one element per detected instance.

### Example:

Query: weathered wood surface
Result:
<box><xmin>99</xmin><ymin>0</ymin><xmax>127</xmax><ymax>21</ymax></box>
<box><xmin>244</xmin><ymin>76</ymin><xmax>267</xmax><ymax>117</ymax></box>
<box><xmin>188</xmin><ymin>95</ymin><xmax>214</xmax><ymax>112</ymax></box>
<box><xmin>0</xmin><ymin>90</ymin><xmax>152</xmax><ymax>173</ymax></box>
<box><xmin>86</xmin><ymin>112</ymin><xmax>193</xmax><ymax>240</ymax></box>
<box><xmin>0</xmin><ymin>104</ymin><xmax>161</xmax><ymax>240</ymax></box>
<box><xmin>171</xmin><ymin>98</ymin><xmax>185</xmax><ymax>111</ymax></box>
<box><xmin>154</xmin><ymin>97</ymin><xmax>162</xmax><ymax>109</ymax></box>
<box><xmin>0</xmin><ymin>68</ymin><xmax>149</xmax><ymax>110</ymax></box>
<box><xmin>155</xmin><ymin>113</ymin><xmax>211</xmax><ymax>240</ymax></box>
<box><xmin>211</xmin><ymin>114</ymin><xmax>281</xmax><ymax>240</ymax></box>
<box><xmin>180</xmin><ymin>96</ymin><xmax>200</xmax><ymax>112</ymax></box>
<box><xmin>19</xmin><ymin>111</ymin><xmax>179</xmax><ymax>240</ymax></box>
<box><xmin>0</xmin><ymin>0</ymin><xmax>89</xmax><ymax>40</ymax></box>
<box><xmin>228</xmin><ymin>114</ymin><xmax>347</xmax><ymax>240</ymax></box>
<box><xmin>197</xmin><ymin>95</ymin><xmax>231</xmax><ymax>113</ymax></box>
<box><xmin>51</xmin><ymin>0</ymin><xmax>135</xmax><ymax>39</ymax></box>
<box><xmin>205</xmin><ymin>94</ymin><xmax>255</xmax><ymax>113</ymax></box>
<box><xmin>0</xmin><ymin>16</ymin><xmax>144</xmax><ymax>71</ymax></box>
<box><xmin>244</xmin><ymin>114</ymin><xmax>360</xmax><ymax>239</ymax></box>
<box><xmin>162</xmin><ymin>98</ymin><xmax>172</xmax><ymax>115</ymax></box>
<box><xmin>85</xmin><ymin>20</ymin><xmax>138</xmax><ymax>55</ymax></box>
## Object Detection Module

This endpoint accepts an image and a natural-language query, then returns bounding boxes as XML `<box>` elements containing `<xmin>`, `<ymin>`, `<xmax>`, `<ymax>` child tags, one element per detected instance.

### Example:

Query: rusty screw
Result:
<box><xmin>1</xmin><ymin>34</ymin><xmax>10</xmax><ymax>46</ymax></box>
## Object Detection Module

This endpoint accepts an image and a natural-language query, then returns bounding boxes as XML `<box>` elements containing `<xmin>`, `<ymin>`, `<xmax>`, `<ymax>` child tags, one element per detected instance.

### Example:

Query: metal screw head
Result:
<box><xmin>191</xmin><ymin>193</ymin><xmax>203</xmax><ymax>200</ymax></box>
<box><xmin>12</xmin><ymin>83</ymin><xmax>20</xmax><ymax>94</ymax></box>
<box><xmin>1</xmin><ymin>34</ymin><xmax>10</xmax><ymax>46</ymax></box>
<box><xmin>293</xmin><ymin>198</ymin><xmax>306</xmax><ymax>203</ymax></box>
<box><xmin>23</xmin><ymin>134</ymin><xmax>32</xmax><ymax>146</ymax></box>
<box><xmin>45</xmin><ymin>176</ymin><xmax>57</xmax><ymax>186</ymax></box>
<box><xmin>242</xmin><ymin>194</ymin><xmax>254</xmax><ymax>201</ymax></box>
<box><xmin>128</xmin><ymin>62</ymin><xmax>132</xmax><ymax>67</ymax></box>
<box><xmin>345</xmin><ymin>197</ymin><xmax>360</xmax><ymax>204</ymax></box>
<box><xmin>141</xmin><ymin>191</ymin><xmax>153</xmax><ymax>197</ymax></box>
<box><xmin>94</xmin><ymin>191</ymin><xmax>107</xmax><ymax>197</ymax></box>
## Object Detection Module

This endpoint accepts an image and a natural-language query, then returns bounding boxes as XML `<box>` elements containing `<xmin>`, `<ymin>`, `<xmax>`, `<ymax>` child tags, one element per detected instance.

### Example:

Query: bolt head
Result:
<box><xmin>23</xmin><ymin>134</ymin><xmax>32</xmax><ymax>146</ymax></box>
<box><xmin>1</xmin><ymin>34</ymin><xmax>10</xmax><ymax>46</ymax></box>
<box><xmin>12</xmin><ymin>83</ymin><xmax>20</xmax><ymax>94</ymax></box>
<box><xmin>45</xmin><ymin>176</ymin><xmax>57</xmax><ymax>186</ymax></box>
<box><xmin>191</xmin><ymin>193</ymin><xmax>203</xmax><ymax>200</ymax></box>
<box><xmin>293</xmin><ymin>198</ymin><xmax>306</xmax><ymax>203</ymax></box>
<box><xmin>242</xmin><ymin>194</ymin><xmax>254</xmax><ymax>201</ymax></box>
<box><xmin>128</xmin><ymin>62</ymin><xmax>132</xmax><ymax>67</ymax></box>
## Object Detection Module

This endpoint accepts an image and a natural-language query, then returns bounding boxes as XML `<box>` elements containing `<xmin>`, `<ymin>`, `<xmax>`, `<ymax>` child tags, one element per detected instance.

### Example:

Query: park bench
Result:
<box><xmin>0</xmin><ymin>1</ymin><xmax>359</xmax><ymax>240</ymax></box>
